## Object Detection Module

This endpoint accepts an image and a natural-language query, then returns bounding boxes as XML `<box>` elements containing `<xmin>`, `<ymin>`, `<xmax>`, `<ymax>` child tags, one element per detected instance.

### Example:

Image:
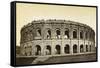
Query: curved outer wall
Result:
<box><xmin>20</xmin><ymin>20</ymin><xmax>95</xmax><ymax>56</ymax></box>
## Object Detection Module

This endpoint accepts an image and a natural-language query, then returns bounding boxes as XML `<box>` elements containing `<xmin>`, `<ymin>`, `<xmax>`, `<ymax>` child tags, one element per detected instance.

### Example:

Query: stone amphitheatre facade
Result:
<box><xmin>20</xmin><ymin>19</ymin><xmax>95</xmax><ymax>57</ymax></box>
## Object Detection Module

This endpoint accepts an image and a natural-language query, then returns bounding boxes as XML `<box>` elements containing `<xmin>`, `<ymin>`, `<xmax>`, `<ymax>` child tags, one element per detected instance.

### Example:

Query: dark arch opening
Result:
<box><xmin>48</xmin><ymin>30</ymin><xmax>51</xmax><ymax>35</ymax></box>
<box><xmin>85</xmin><ymin>32</ymin><xmax>88</xmax><ymax>39</ymax></box>
<box><xmin>80</xmin><ymin>45</ymin><xmax>84</xmax><ymax>53</ymax></box>
<box><xmin>73</xmin><ymin>44</ymin><xmax>77</xmax><ymax>53</ymax></box>
<box><xmin>73</xmin><ymin>30</ymin><xmax>77</xmax><ymax>39</ymax></box>
<box><xmin>56</xmin><ymin>29</ymin><xmax>60</xmax><ymax>35</ymax></box>
<box><xmin>65</xmin><ymin>29</ymin><xmax>69</xmax><ymax>39</ymax></box>
<box><xmin>38</xmin><ymin>29</ymin><xmax>41</xmax><ymax>35</ymax></box>
<box><xmin>36</xmin><ymin>29</ymin><xmax>41</xmax><ymax>36</ymax></box>
<box><xmin>55</xmin><ymin>45</ymin><xmax>61</xmax><ymax>54</ymax></box>
<box><xmin>47</xmin><ymin>29</ymin><xmax>51</xmax><ymax>39</ymax></box>
<box><xmin>64</xmin><ymin>44</ymin><xmax>70</xmax><ymax>54</ymax></box>
<box><xmin>45</xmin><ymin>45</ymin><xmax>51</xmax><ymax>55</ymax></box>
<box><xmin>24</xmin><ymin>47</ymin><xmax>27</xmax><ymax>56</ymax></box>
<box><xmin>80</xmin><ymin>31</ymin><xmax>83</xmax><ymax>39</ymax></box>
<box><xmin>90</xmin><ymin>45</ymin><xmax>91</xmax><ymax>52</ymax></box>
<box><xmin>56</xmin><ymin>29</ymin><xmax>60</xmax><ymax>39</ymax></box>
<box><xmin>35</xmin><ymin>45</ymin><xmax>41</xmax><ymax>55</ymax></box>
<box><xmin>86</xmin><ymin>45</ymin><xmax>88</xmax><ymax>52</ymax></box>
<box><xmin>25</xmin><ymin>52</ymin><xmax>27</xmax><ymax>56</ymax></box>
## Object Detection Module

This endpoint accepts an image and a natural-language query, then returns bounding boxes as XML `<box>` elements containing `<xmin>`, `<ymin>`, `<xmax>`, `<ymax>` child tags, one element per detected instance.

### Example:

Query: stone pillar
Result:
<box><xmin>61</xmin><ymin>45</ymin><xmax>65</xmax><ymax>55</ymax></box>
<box><xmin>51</xmin><ymin>28</ymin><xmax>56</xmax><ymax>39</ymax></box>
<box><xmin>70</xmin><ymin>25</ymin><xmax>73</xmax><ymax>55</ymax></box>
<box><xmin>77</xmin><ymin>45</ymin><xmax>80</xmax><ymax>53</ymax></box>
<box><xmin>70</xmin><ymin>25</ymin><xmax>73</xmax><ymax>39</ymax></box>
<box><xmin>91</xmin><ymin>43</ymin><xmax>95</xmax><ymax>52</ymax></box>
<box><xmin>88</xmin><ymin>45</ymin><xmax>90</xmax><ymax>52</ymax></box>
<box><xmin>92</xmin><ymin>44</ymin><xmax>96</xmax><ymax>52</ymax></box>
<box><xmin>83</xmin><ymin>28</ymin><xmax>86</xmax><ymax>53</ymax></box>
<box><xmin>41</xmin><ymin>24</ymin><xmax>44</xmax><ymax>40</ymax></box>
<box><xmin>70</xmin><ymin>45</ymin><xmax>73</xmax><ymax>55</ymax></box>
<box><xmin>84</xmin><ymin>45</ymin><xmax>86</xmax><ymax>53</ymax></box>
<box><xmin>41</xmin><ymin>45</ymin><xmax>45</xmax><ymax>56</ymax></box>
<box><xmin>32</xmin><ymin>44</ymin><xmax>35</xmax><ymax>56</ymax></box>
<box><xmin>77</xmin><ymin>25</ymin><xmax>80</xmax><ymax>54</ymax></box>
<box><xmin>61</xmin><ymin>26</ymin><xmax>64</xmax><ymax>39</ymax></box>
<box><xmin>51</xmin><ymin>44</ymin><xmax>55</xmax><ymax>55</ymax></box>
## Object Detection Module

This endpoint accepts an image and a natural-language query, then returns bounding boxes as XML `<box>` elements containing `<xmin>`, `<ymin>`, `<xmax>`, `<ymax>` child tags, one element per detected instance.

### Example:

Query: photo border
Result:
<box><xmin>10</xmin><ymin>1</ymin><xmax>98</xmax><ymax>67</ymax></box>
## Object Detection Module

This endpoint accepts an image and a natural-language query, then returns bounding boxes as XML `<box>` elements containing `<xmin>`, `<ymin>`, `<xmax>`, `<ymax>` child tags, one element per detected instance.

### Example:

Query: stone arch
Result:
<box><xmin>35</xmin><ymin>45</ymin><xmax>41</xmax><ymax>55</ymax></box>
<box><xmin>73</xmin><ymin>44</ymin><xmax>77</xmax><ymax>53</ymax></box>
<box><xmin>27</xmin><ymin>29</ymin><xmax>33</xmax><ymax>41</ymax></box>
<box><xmin>55</xmin><ymin>45</ymin><xmax>61</xmax><ymax>54</ymax></box>
<box><xmin>64</xmin><ymin>28</ymin><xmax>69</xmax><ymax>39</ymax></box>
<box><xmin>36</xmin><ymin>28</ymin><xmax>41</xmax><ymax>36</ymax></box>
<box><xmin>24</xmin><ymin>47</ymin><xmax>27</xmax><ymax>56</ymax></box>
<box><xmin>86</xmin><ymin>45</ymin><xmax>88</xmax><ymax>52</ymax></box>
<box><xmin>45</xmin><ymin>45</ymin><xmax>51</xmax><ymax>55</ymax></box>
<box><xmin>56</xmin><ymin>28</ymin><xmax>61</xmax><ymax>39</ymax></box>
<box><xmin>90</xmin><ymin>45</ymin><xmax>91</xmax><ymax>52</ymax></box>
<box><xmin>80</xmin><ymin>44</ymin><xmax>84</xmax><ymax>53</ymax></box>
<box><xmin>46</xmin><ymin>28</ymin><xmax>51</xmax><ymax>39</ymax></box>
<box><xmin>73</xmin><ymin>29</ymin><xmax>77</xmax><ymax>39</ymax></box>
<box><xmin>25</xmin><ymin>52</ymin><xmax>27</xmax><ymax>56</ymax></box>
<box><xmin>64</xmin><ymin>44</ymin><xmax>70</xmax><ymax>54</ymax></box>
<box><xmin>80</xmin><ymin>31</ymin><xmax>83</xmax><ymax>39</ymax></box>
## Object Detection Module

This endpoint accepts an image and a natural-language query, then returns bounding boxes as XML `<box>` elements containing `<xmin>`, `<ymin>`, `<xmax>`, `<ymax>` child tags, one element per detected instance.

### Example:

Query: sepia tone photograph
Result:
<box><xmin>12</xmin><ymin>1</ymin><xmax>97</xmax><ymax>66</ymax></box>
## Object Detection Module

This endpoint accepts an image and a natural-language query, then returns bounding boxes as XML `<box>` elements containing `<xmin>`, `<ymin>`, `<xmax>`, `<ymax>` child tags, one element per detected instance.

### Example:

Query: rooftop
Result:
<box><xmin>21</xmin><ymin>19</ymin><xmax>94</xmax><ymax>32</ymax></box>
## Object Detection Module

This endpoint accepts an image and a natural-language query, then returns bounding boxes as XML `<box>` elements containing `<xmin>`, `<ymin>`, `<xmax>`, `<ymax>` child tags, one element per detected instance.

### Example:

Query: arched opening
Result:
<box><xmin>73</xmin><ymin>44</ymin><xmax>77</xmax><ymax>53</ymax></box>
<box><xmin>25</xmin><ymin>52</ymin><xmax>27</xmax><ymax>56</ymax></box>
<box><xmin>80</xmin><ymin>45</ymin><xmax>84</xmax><ymax>53</ymax></box>
<box><xmin>90</xmin><ymin>45</ymin><xmax>91</xmax><ymax>52</ymax></box>
<box><xmin>45</xmin><ymin>45</ymin><xmax>51</xmax><ymax>55</ymax></box>
<box><xmin>64</xmin><ymin>29</ymin><xmax>69</xmax><ymax>39</ymax></box>
<box><xmin>80</xmin><ymin>31</ymin><xmax>83</xmax><ymax>39</ymax></box>
<box><xmin>27</xmin><ymin>30</ymin><xmax>33</xmax><ymax>41</ymax></box>
<box><xmin>73</xmin><ymin>29</ymin><xmax>77</xmax><ymax>39</ymax></box>
<box><xmin>86</xmin><ymin>45</ymin><xmax>88</xmax><ymax>52</ymax></box>
<box><xmin>64</xmin><ymin>44</ymin><xmax>70</xmax><ymax>54</ymax></box>
<box><xmin>25</xmin><ymin>47</ymin><xmax>27</xmax><ymax>56</ymax></box>
<box><xmin>55</xmin><ymin>45</ymin><xmax>61</xmax><ymax>54</ymax></box>
<box><xmin>35</xmin><ymin>45</ymin><xmax>41</xmax><ymax>55</ymax></box>
<box><xmin>47</xmin><ymin>29</ymin><xmax>51</xmax><ymax>39</ymax></box>
<box><xmin>56</xmin><ymin>29</ymin><xmax>61</xmax><ymax>39</ymax></box>
<box><xmin>36</xmin><ymin>29</ymin><xmax>41</xmax><ymax>36</ymax></box>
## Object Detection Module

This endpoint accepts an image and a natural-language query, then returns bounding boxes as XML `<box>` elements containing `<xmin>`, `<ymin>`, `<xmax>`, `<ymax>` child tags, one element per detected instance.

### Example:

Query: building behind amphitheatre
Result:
<box><xmin>20</xmin><ymin>19</ymin><xmax>96</xmax><ymax>57</ymax></box>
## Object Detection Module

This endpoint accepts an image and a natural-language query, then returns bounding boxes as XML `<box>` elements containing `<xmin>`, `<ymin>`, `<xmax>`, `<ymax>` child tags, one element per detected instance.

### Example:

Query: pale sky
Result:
<box><xmin>16</xmin><ymin>3</ymin><xmax>96</xmax><ymax>46</ymax></box>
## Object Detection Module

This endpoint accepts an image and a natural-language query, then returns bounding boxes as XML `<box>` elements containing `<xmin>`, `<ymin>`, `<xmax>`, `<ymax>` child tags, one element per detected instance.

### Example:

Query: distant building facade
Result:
<box><xmin>20</xmin><ymin>19</ymin><xmax>95</xmax><ymax>56</ymax></box>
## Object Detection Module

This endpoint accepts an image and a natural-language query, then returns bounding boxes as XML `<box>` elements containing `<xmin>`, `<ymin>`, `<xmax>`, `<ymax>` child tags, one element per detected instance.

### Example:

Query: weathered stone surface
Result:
<box><xmin>20</xmin><ymin>19</ymin><xmax>95</xmax><ymax>58</ymax></box>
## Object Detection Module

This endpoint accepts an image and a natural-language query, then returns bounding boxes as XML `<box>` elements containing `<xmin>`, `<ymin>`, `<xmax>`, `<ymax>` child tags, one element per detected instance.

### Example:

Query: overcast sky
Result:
<box><xmin>16</xmin><ymin>3</ymin><xmax>96</xmax><ymax>46</ymax></box>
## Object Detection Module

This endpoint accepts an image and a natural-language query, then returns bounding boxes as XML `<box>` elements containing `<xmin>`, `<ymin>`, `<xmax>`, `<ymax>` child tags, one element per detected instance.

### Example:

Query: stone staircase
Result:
<box><xmin>37</xmin><ymin>53</ymin><xmax>97</xmax><ymax>64</ymax></box>
<box><xmin>32</xmin><ymin>56</ymin><xmax>50</xmax><ymax>64</ymax></box>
